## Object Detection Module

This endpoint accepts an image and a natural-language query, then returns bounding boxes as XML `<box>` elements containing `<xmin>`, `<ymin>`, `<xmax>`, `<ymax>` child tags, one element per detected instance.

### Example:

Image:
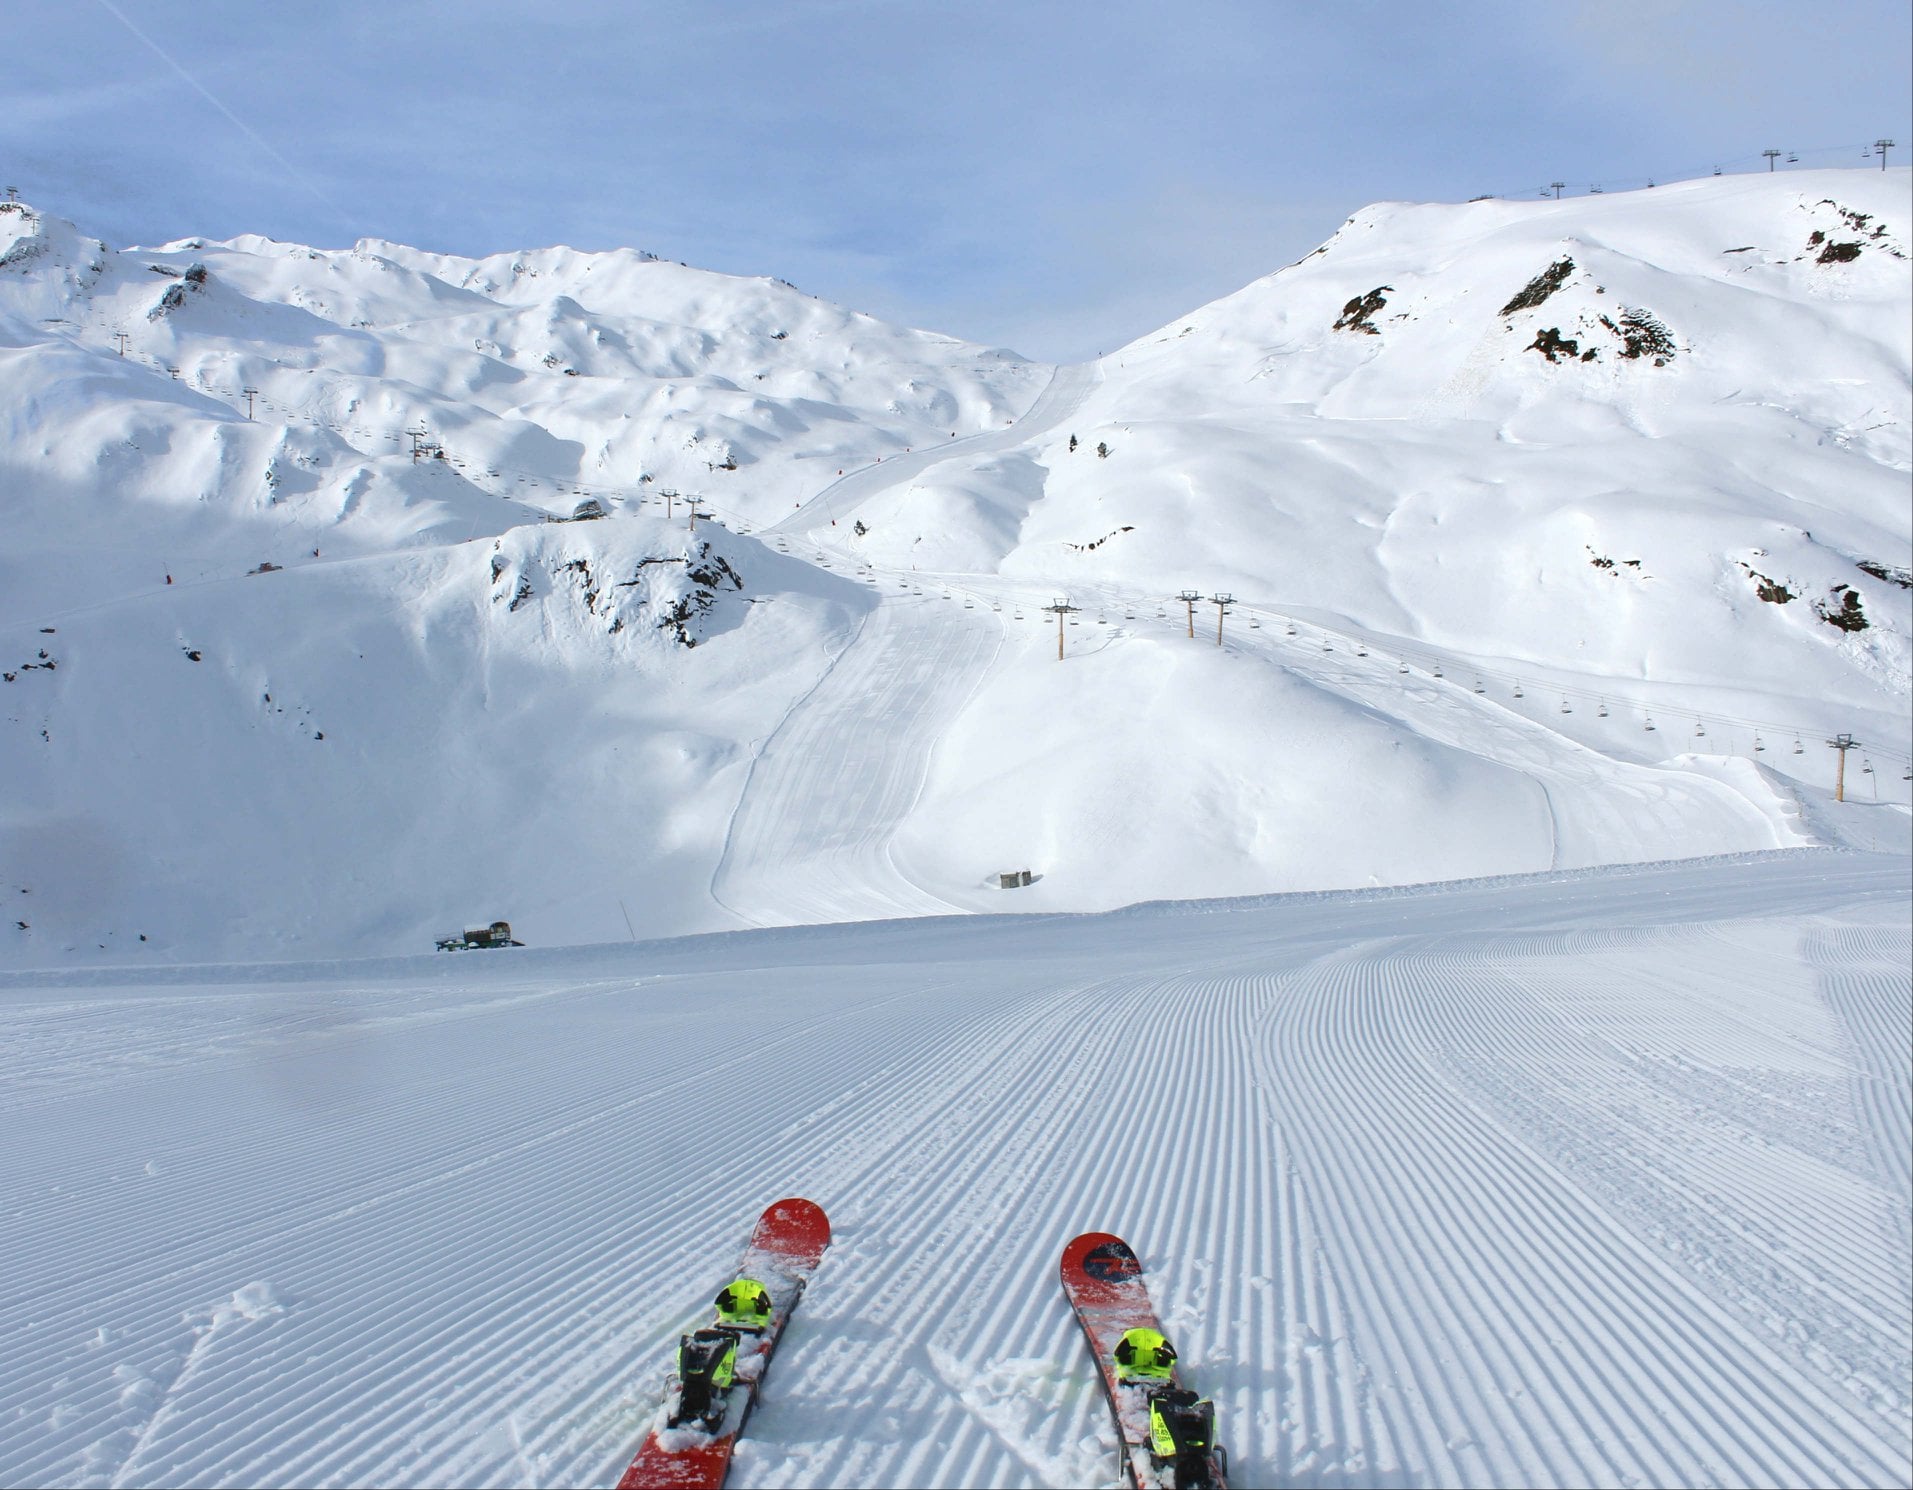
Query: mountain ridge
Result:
<box><xmin>2</xmin><ymin>171</ymin><xmax>1906</xmax><ymax>965</ymax></box>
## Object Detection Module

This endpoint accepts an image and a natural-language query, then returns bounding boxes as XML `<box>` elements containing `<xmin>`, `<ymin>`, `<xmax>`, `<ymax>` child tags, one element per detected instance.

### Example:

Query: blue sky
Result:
<box><xmin>4</xmin><ymin>0</ymin><xmax>1908</xmax><ymax>360</ymax></box>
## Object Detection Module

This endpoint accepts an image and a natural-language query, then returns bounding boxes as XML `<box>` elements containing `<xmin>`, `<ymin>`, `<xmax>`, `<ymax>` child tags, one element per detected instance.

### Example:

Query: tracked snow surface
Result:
<box><xmin>1</xmin><ymin>170</ymin><xmax>1910</xmax><ymax>1487</ymax></box>
<box><xmin>2</xmin><ymin>856</ymin><xmax>1909</xmax><ymax>1488</ymax></box>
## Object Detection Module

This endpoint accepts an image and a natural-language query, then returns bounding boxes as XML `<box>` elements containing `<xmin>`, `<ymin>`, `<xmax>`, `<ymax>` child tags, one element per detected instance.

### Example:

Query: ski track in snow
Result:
<box><xmin>1</xmin><ymin>857</ymin><xmax>1907</xmax><ymax>1490</ymax></box>
<box><xmin>710</xmin><ymin>593</ymin><xmax>1001</xmax><ymax>927</ymax></box>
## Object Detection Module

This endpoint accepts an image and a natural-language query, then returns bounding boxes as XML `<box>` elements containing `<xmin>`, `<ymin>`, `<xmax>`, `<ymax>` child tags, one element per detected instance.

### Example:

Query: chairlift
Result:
<box><xmin>1286</xmin><ymin>623</ymin><xmax>1297</xmax><ymax>636</ymax></box>
<box><xmin>1861</xmin><ymin>757</ymin><xmax>1874</xmax><ymax>774</ymax></box>
<box><xmin>964</xmin><ymin>600</ymin><xmax>974</xmax><ymax>609</ymax></box>
<box><xmin>1247</xmin><ymin>615</ymin><xmax>1259</xmax><ymax>628</ymax></box>
<box><xmin>1512</xmin><ymin>682</ymin><xmax>1524</xmax><ymax>698</ymax></box>
<box><xmin>1322</xmin><ymin>639</ymin><xmax>1333</xmax><ymax>652</ymax></box>
<box><xmin>1645</xmin><ymin>716</ymin><xmax>1657</xmax><ymax>731</ymax></box>
<box><xmin>1597</xmin><ymin>700</ymin><xmax>1608</xmax><ymax>717</ymax></box>
<box><xmin>1560</xmin><ymin>699</ymin><xmax>1572</xmax><ymax>713</ymax></box>
<box><xmin>1098</xmin><ymin>616</ymin><xmax>1108</xmax><ymax>625</ymax></box>
<box><xmin>1754</xmin><ymin>733</ymin><xmax>1764</xmax><ymax>752</ymax></box>
<box><xmin>1357</xmin><ymin>644</ymin><xmax>1368</xmax><ymax>657</ymax></box>
<box><xmin>1787</xmin><ymin>153</ymin><xmax>1798</xmax><ymax>164</ymax></box>
<box><xmin>1694</xmin><ymin>720</ymin><xmax>1706</xmax><ymax>737</ymax></box>
<box><xmin>1126</xmin><ymin>610</ymin><xmax>1137</xmax><ymax>620</ymax></box>
<box><xmin>1793</xmin><ymin>737</ymin><xmax>1804</xmax><ymax>754</ymax></box>
<box><xmin>1398</xmin><ymin>660</ymin><xmax>1409</xmax><ymax>674</ymax></box>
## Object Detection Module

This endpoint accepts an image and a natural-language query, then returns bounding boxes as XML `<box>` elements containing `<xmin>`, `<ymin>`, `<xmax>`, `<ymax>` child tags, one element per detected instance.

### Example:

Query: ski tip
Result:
<box><xmin>757</xmin><ymin>1197</ymin><xmax>830</xmax><ymax>1264</ymax></box>
<box><xmin>1060</xmin><ymin>1231</ymin><xmax>1140</xmax><ymax>1283</ymax></box>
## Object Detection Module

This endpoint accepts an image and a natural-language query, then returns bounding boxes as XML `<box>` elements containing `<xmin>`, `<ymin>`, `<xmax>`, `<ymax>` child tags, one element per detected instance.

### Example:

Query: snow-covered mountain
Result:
<box><xmin>1</xmin><ymin>172</ymin><xmax>1907</xmax><ymax>966</ymax></box>
<box><xmin>841</xmin><ymin>171</ymin><xmax>1912</xmax><ymax>713</ymax></box>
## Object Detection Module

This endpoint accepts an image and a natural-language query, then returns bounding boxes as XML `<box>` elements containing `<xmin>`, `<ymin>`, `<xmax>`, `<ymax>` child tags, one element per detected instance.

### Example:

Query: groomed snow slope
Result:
<box><xmin>2</xmin><ymin>853</ymin><xmax>1907</xmax><ymax>1489</ymax></box>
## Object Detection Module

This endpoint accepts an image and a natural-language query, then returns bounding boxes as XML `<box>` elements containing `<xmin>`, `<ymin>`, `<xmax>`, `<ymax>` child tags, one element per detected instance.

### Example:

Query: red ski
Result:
<box><xmin>617</xmin><ymin>1198</ymin><xmax>830</xmax><ymax>1490</ymax></box>
<box><xmin>1060</xmin><ymin>1232</ymin><xmax>1227</xmax><ymax>1490</ymax></box>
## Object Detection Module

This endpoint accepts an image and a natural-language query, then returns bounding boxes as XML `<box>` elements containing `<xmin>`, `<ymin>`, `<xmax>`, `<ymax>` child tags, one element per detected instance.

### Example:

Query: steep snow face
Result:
<box><xmin>842</xmin><ymin>171</ymin><xmax>1911</xmax><ymax>729</ymax></box>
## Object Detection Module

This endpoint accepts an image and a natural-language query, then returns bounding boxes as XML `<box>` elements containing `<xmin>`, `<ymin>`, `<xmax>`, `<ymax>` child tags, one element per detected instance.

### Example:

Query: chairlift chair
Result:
<box><xmin>1561</xmin><ymin>699</ymin><xmax>1572</xmax><ymax>713</ymax></box>
<box><xmin>1512</xmin><ymin>682</ymin><xmax>1524</xmax><ymax>698</ymax></box>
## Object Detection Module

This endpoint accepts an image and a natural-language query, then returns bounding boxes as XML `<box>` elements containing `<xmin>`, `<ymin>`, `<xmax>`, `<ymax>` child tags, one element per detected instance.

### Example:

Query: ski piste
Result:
<box><xmin>617</xmin><ymin>1198</ymin><xmax>830</xmax><ymax>1490</ymax></box>
<box><xmin>1060</xmin><ymin>1232</ymin><xmax>1229</xmax><ymax>1490</ymax></box>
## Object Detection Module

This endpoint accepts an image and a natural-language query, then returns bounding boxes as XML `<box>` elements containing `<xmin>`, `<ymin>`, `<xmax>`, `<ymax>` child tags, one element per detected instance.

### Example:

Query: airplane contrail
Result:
<box><xmin>91</xmin><ymin>0</ymin><xmax>359</xmax><ymax>235</ymax></box>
